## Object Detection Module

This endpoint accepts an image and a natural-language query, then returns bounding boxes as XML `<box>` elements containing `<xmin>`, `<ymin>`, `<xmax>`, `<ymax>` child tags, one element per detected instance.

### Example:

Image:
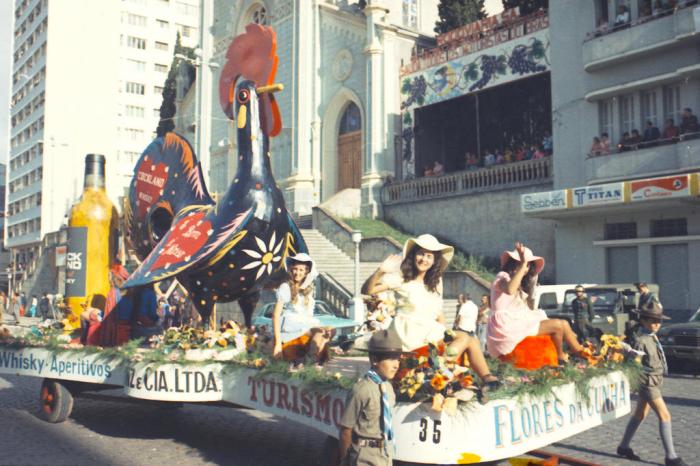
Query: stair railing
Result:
<box><xmin>316</xmin><ymin>272</ymin><xmax>353</xmax><ymax>318</ymax></box>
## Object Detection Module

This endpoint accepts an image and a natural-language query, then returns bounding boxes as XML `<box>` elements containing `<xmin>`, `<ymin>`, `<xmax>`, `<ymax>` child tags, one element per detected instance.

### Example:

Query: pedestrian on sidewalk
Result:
<box><xmin>617</xmin><ymin>302</ymin><xmax>688</xmax><ymax>466</ymax></box>
<box><xmin>476</xmin><ymin>294</ymin><xmax>490</xmax><ymax>351</ymax></box>
<box><xmin>11</xmin><ymin>292</ymin><xmax>22</xmax><ymax>324</ymax></box>
<box><xmin>454</xmin><ymin>293</ymin><xmax>478</xmax><ymax>337</ymax></box>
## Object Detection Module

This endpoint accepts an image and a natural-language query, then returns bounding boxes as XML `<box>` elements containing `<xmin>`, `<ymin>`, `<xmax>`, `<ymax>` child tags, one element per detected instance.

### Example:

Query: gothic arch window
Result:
<box><xmin>339</xmin><ymin>102</ymin><xmax>361</xmax><ymax>134</ymax></box>
<box><xmin>246</xmin><ymin>3</ymin><xmax>269</xmax><ymax>26</ymax></box>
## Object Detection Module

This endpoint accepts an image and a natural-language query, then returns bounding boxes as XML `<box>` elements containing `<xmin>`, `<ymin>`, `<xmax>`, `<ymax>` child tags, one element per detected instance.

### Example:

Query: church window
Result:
<box><xmin>339</xmin><ymin>103</ymin><xmax>361</xmax><ymax>134</ymax></box>
<box><xmin>402</xmin><ymin>0</ymin><xmax>418</xmax><ymax>29</ymax></box>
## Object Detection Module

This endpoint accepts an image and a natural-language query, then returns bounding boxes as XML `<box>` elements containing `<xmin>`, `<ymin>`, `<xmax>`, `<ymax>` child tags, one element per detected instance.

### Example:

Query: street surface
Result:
<box><xmin>1</xmin><ymin>317</ymin><xmax>698</xmax><ymax>465</ymax></box>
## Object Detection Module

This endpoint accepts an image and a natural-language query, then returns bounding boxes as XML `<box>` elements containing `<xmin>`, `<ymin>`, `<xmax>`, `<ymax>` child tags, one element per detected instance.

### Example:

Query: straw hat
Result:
<box><xmin>285</xmin><ymin>252</ymin><xmax>318</xmax><ymax>289</ymax></box>
<box><xmin>500</xmin><ymin>246</ymin><xmax>545</xmax><ymax>275</ymax></box>
<box><xmin>403</xmin><ymin>234</ymin><xmax>454</xmax><ymax>273</ymax></box>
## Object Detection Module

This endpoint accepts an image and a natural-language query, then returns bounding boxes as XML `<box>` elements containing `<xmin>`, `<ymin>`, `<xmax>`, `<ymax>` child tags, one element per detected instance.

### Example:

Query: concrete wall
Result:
<box><xmin>555</xmin><ymin>205</ymin><xmax>700</xmax><ymax>312</ymax></box>
<box><xmin>383</xmin><ymin>182</ymin><xmax>557</xmax><ymax>282</ymax></box>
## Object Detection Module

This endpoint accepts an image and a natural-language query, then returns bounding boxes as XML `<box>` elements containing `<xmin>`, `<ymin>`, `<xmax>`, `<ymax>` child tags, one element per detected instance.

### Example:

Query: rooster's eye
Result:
<box><xmin>237</xmin><ymin>89</ymin><xmax>250</xmax><ymax>104</ymax></box>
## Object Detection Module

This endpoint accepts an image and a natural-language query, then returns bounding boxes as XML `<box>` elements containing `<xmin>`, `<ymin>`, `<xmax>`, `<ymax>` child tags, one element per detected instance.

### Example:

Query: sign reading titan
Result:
<box><xmin>571</xmin><ymin>182</ymin><xmax>624</xmax><ymax>208</ymax></box>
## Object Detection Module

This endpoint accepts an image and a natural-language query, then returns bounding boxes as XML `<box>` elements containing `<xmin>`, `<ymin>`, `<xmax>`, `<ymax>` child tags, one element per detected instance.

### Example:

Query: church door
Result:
<box><xmin>337</xmin><ymin>102</ymin><xmax>362</xmax><ymax>190</ymax></box>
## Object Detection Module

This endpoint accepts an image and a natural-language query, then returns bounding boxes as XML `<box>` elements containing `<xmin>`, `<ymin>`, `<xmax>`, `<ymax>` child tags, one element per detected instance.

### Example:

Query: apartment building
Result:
<box><xmin>524</xmin><ymin>1</ymin><xmax>700</xmax><ymax>312</ymax></box>
<box><xmin>7</xmin><ymin>0</ymin><xmax>199</xmax><ymax>267</ymax></box>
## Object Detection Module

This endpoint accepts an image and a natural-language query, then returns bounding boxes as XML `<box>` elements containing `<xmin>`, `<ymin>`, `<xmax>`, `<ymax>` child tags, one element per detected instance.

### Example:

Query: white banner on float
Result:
<box><xmin>0</xmin><ymin>347</ymin><xmax>125</xmax><ymax>384</ymax></box>
<box><xmin>125</xmin><ymin>363</ymin><xmax>225</xmax><ymax>401</ymax></box>
<box><xmin>392</xmin><ymin>372</ymin><xmax>630</xmax><ymax>464</ymax></box>
<box><xmin>571</xmin><ymin>182</ymin><xmax>624</xmax><ymax>208</ymax></box>
<box><xmin>521</xmin><ymin>189</ymin><xmax>568</xmax><ymax>212</ymax></box>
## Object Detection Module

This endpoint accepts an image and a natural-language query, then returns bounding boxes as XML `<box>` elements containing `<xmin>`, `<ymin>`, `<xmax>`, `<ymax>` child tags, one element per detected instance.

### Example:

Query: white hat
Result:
<box><xmin>285</xmin><ymin>253</ymin><xmax>318</xmax><ymax>289</ymax></box>
<box><xmin>403</xmin><ymin>234</ymin><xmax>454</xmax><ymax>273</ymax></box>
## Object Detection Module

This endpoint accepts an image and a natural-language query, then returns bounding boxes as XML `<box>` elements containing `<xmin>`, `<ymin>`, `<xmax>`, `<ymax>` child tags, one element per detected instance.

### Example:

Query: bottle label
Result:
<box><xmin>66</xmin><ymin>227</ymin><xmax>88</xmax><ymax>297</ymax></box>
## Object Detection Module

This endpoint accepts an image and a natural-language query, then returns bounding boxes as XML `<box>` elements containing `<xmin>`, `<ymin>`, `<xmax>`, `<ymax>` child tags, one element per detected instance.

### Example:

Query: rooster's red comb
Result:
<box><xmin>218</xmin><ymin>23</ymin><xmax>281</xmax><ymax>136</ymax></box>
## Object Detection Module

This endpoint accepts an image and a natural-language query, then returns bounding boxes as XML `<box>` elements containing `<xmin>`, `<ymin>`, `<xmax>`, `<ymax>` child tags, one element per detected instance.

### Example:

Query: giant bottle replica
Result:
<box><xmin>65</xmin><ymin>154</ymin><xmax>119</xmax><ymax>325</ymax></box>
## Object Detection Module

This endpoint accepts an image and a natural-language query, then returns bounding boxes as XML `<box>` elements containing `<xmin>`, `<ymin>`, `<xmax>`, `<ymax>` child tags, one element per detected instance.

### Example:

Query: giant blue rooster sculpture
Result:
<box><xmin>123</xmin><ymin>24</ymin><xmax>307</xmax><ymax>327</ymax></box>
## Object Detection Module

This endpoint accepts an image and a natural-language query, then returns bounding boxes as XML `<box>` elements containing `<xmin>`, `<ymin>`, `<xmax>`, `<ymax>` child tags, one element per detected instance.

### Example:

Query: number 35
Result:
<box><xmin>418</xmin><ymin>418</ymin><xmax>441</xmax><ymax>444</ymax></box>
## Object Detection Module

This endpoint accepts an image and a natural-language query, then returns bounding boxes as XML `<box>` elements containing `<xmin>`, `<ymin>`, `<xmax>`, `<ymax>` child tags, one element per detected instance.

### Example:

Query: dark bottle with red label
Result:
<box><xmin>65</xmin><ymin>154</ymin><xmax>119</xmax><ymax>326</ymax></box>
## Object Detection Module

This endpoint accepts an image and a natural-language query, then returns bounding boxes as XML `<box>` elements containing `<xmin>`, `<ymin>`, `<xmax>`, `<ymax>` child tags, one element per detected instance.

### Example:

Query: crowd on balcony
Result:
<box><xmin>589</xmin><ymin>108</ymin><xmax>699</xmax><ymax>157</ymax></box>
<box><xmin>422</xmin><ymin>132</ymin><xmax>553</xmax><ymax>178</ymax></box>
<box><xmin>590</xmin><ymin>0</ymin><xmax>696</xmax><ymax>39</ymax></box>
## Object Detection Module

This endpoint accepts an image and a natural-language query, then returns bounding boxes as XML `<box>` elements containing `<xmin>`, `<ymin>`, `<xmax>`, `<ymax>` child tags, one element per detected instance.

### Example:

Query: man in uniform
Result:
<box><xmin>339</xmin><ymin>330</ymin><xmax>402</xmax><ymax>466</ymax></box>
<box><xmin>571</xmin><ymin>285</ymin><xmax>594</xmax><ymax>342</ymax></box>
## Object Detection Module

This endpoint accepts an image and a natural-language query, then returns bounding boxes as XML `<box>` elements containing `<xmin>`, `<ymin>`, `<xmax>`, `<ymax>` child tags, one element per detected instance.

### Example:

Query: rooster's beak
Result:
<box><xmin>256</xmin><ymin>83</ymin><xmax>284</xmax><ymax>94</ymax></box>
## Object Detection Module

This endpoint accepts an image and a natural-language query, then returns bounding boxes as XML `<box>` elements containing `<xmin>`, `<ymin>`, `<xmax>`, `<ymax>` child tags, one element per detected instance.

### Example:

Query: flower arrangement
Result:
<box><xmin>395</xmin><ymin>342</ymin><xmax>479</xmax><ymax>411</ymax></box>
<box><xmin>392</xmin><ymin>333</ymin><xmax>644</xmax><ymax>409</ymax></box>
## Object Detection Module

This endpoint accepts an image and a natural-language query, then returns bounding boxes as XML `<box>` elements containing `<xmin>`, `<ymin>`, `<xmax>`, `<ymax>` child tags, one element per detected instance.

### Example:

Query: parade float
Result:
<box><xmin>0</xmin><ymin>24</ymin><xmax>640</xmax><ymax>465</ymax></box>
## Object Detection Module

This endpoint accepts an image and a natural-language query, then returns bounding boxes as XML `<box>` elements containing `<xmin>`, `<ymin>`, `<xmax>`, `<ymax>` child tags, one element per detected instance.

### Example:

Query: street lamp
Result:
<box><xmin>350</xmin><ymin>230</ymin><xmax>364</xmax><ymax>323</ymax></box>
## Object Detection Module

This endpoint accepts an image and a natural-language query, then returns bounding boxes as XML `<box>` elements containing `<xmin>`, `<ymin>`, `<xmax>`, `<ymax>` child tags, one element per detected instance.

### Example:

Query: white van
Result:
<box><xmin>534</xmin><ymin>284</ymin><xmax>597</xmax><ymax>314</ymax></box>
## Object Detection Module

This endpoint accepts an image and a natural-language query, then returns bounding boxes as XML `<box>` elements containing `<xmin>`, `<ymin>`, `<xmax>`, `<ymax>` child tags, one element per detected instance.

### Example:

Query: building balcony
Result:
<box><xmin>9</xmin><ymin>153</ymin><xmax>42</xmax><ymax>181</ymax></box>
<box><xmin>5</xmin><ymin>231</ymin><xmax>41</xmax><ymax>249</ymax></box>
<box><xmin>6</xmin><ymin>205</ymin><xmax>41</xmax><ymax>227</ymax></box>
<box><xmin>382</xmin><ymin>157</ymin><xmax>552</xmax><ymax>205</ymax></box>
<box><xmin>584</xmin><ymin>136</ymin><xmax>700</xmax><ymax>184</ymax></box>
<box><xmin>583</xmin><ymin>3</ymin><xmax>698</xmax><ymax>72</ymax></box>
<box><xmin>8</xmin><ymin>181</ymin><xmax>41</xmax><ymax>204</ymax></box>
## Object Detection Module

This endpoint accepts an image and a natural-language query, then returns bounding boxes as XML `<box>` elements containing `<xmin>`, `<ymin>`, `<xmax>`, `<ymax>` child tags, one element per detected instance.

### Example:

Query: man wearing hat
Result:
<box><xmin>570</xmin><ymin>285</ymin><xmax>594</xmax><ymax>342</ymax></box>
<box><xmin>339</xmin><ymin>330</ymin><xmax>402</xmax><ymax>466</ymax></box>
<box><xmin>617</xmin><ymin>303</ymin><xmax>688</xmax><ymax>466</ymax></box>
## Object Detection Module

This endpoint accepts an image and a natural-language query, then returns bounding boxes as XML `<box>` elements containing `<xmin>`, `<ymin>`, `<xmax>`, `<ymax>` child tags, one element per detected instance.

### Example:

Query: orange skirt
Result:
<box><xmin>499</xmin><ymin>335</ymin><xmax>558</xmax><ymax>370</ymax></box>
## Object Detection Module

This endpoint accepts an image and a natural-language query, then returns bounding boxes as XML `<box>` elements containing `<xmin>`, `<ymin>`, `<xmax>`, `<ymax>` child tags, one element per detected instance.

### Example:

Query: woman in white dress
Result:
<box><xmin>271</xmin><ymin>253</ymin><xmax>331</xmax><ymax>362</ymax></box>
<box><xmin>363</xmin><ymin>234</ymin><xmax>498</xmax><ymax>385</ymax></box>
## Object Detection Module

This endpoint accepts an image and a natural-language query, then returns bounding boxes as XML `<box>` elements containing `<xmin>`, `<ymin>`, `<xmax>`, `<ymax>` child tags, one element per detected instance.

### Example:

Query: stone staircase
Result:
<box><xmin>301</xmin><ymin>229</ymin><xmax>459</xmax><ymax>326</ymax></box>
<box><xmin>300</xmin><ymin>229</ymin><xmax>381</xmax><ymax>294</ymax></box>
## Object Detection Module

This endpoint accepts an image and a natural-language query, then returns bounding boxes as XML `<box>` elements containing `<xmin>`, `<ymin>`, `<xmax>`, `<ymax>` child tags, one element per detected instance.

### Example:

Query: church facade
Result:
<box><xmin>198</xmin><ymin>0</ymin><xmax>439</xmax><ymax>216</ymax></box>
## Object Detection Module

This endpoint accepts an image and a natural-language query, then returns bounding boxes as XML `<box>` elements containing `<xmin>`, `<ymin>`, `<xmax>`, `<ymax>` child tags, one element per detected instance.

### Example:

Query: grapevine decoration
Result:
<box><xmin>400</xmin><ymin>76</ymin><xmax>428</xmax><ymax>110</ymax></box>
<box><xmin>400</xmin><ymin>38</ymin><xmax>549</xmax><ymax>108</ymax></box>
<box><xmin>469</xmin><ymin>54</ymin><xmax>507</xmax><ymax>91</ymax></box>
<box><xmin>402</xmin><ymin>127</ymin><xmax>414</xmax><ymax>161</ymax></box>
<box><xmin>508</xmin><ymin>44</ymin><xmax>547</xmax><ymax>76</ymax></box>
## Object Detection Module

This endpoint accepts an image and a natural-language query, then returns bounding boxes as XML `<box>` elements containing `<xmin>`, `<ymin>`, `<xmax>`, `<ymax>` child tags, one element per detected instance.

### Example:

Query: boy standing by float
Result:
<box><xmin>339</xmin><ymin>330</ymin><xmax>402</xmax><ymax>466</ymax></box>
<box><xmin>617</xmin><ymin>303</ymin><xmax>688</xmax><ymax>466</ymax></box>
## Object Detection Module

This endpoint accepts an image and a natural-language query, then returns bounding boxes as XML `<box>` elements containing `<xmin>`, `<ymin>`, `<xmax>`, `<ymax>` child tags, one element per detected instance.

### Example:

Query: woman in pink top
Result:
<box><xmin>488</xmin><ymin>242</ymin><xmax>584</xmax><ymax>363</ymax></box>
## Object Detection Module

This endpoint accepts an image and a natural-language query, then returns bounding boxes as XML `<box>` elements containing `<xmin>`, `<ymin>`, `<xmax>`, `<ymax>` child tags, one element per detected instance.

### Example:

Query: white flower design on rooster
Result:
<box><xmin>241</xmin><ymin>232</ymin><xmax>284</xmax><ymax>279</ymax></box>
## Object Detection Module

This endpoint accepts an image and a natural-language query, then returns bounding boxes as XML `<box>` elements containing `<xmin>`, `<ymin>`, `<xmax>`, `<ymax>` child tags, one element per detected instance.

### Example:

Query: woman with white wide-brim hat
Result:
<box><xmin>272</xmin><ymin>253</ymin><xmax>331</xmax><ymax>362</ymax></box>
<box><xmin>363</xmin><ymin>234</ymin><xmax>499</xmax><ymax>386</ymax></box>
<box><xmin>489</xmin><ymin>242</ymin><xmax>584</xmax><ymax>363</ymax></box>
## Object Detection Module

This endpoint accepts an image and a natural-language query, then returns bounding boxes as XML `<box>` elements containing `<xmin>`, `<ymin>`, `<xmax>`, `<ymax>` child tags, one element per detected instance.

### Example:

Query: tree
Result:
<box><xmin>501</xmin><ymin>0</ymin><xmax>548</xmax><ymax>16</ymax></box>
<box><xmin>434</xmin><ymin>0</ymin><xmax>487</xmax><ymax>34</ymax></box>
<box><xmin>156</xmin><ymin>32</ymin><xmax>196</xmax><ymax>137</ymax></box>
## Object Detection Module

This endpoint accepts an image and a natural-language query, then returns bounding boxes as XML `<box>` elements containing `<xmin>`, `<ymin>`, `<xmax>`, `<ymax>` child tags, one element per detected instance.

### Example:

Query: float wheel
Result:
<box><xmin>37</xmin><ymin>379</ymin><xmax>74</xmax><ymax>423</ymax></box>
<box><xmin>320</xmin><ymin>435</ymin><xmax>340</xmax><ymax>466</ymax></box>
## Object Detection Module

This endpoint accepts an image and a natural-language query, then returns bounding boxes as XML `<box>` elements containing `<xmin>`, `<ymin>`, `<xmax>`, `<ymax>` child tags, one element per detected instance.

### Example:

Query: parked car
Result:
<box><xmin>657</xmin><ymin>308</ymin><xmax>700</xmax><ymax>373</ymax></box>
<box><xmin>534</xmin><ymin>284</ymin><xmax>596</xmax><ymax>314</ymax></box>
<box><xmin>251</xmin><ymin>300</ymin><xmax>358</xmax><ymax>340</ymax></box>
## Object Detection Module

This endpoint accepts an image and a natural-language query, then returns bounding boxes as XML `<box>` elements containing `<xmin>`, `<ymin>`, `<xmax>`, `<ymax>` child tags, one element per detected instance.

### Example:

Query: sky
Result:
<box><xmin>0</xmin><ymin>0</ymin><xmax>505</xmax><ymax>166</ymax></box>
<box><xmin>0</xmin><ymin>1</ymin><xmax>12</xmax><ymax>166</ymax></box>
<box><xmin>485</xmin><ymin>0</ymin><xmax>505</xmax><ymax>15</ymax></box>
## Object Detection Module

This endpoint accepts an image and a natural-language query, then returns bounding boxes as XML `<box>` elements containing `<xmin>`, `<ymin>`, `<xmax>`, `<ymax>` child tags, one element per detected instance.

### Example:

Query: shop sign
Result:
<box><xmin>55</xmin><ymin>245</ymin><xmax>67</xmax><ymax>267</ymax></box>
<box><xmin>571</xmin><ymin>183</ymin><xmax>624</xmax><ymax>208</ymax></box>
<box><xmin>630</xmin><ymin>175</ymin><xmax>690</xmax><ymax>202</ymax></box>
<box><xmin>521</xmin><ymin>190</ymin><xmax>568</xmax><ymax>212</ymax></box>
